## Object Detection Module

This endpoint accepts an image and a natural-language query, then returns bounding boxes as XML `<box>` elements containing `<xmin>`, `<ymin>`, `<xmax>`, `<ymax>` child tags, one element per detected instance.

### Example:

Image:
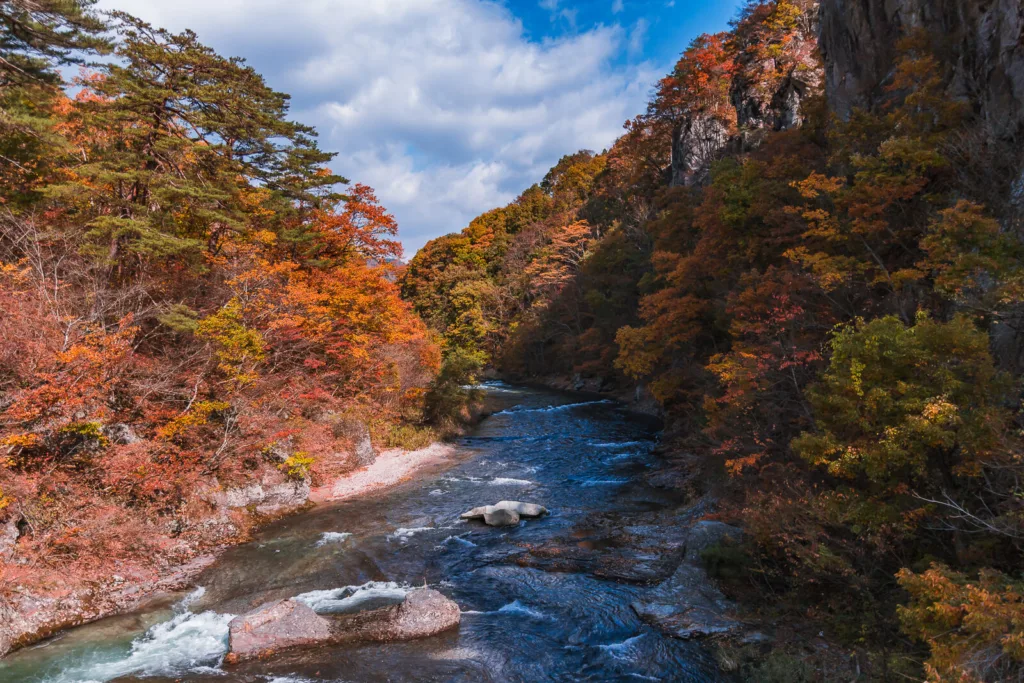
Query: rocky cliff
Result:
<box><xmin>819</xmin><ymin>0</ymin><xmax>1024</xmax><ymax>143</ymax></box>
<box><xmin>669</xmin><ymin>0</ymin><xmax>822</xmax><ymax>187</ymax></box>
<box><xmin>671</xmin><ymin>0</ymin><xmax>1024</xmax><ymax>196</ymax></box>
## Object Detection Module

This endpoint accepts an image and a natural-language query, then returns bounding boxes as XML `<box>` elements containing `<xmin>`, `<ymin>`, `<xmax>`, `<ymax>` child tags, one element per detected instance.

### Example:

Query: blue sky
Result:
<box><xmin>98</xmin><ymin>0</ymin><xmax>743</xmax><ymax>255</ymax></box>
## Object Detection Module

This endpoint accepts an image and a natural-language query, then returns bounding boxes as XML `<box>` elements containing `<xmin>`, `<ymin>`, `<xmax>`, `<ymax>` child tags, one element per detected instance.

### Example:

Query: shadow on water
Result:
<box><xmin>0</xmin><ymin>382</ymin><xmax>722</xmax><ymax>682</ymax></box>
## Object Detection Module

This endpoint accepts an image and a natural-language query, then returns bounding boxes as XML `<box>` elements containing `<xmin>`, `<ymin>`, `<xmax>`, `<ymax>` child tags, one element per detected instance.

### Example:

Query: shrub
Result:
<box><xmin>280</xmin><ymin>452</ymin><xmax>315</xmax><ymax>481</ymax></box>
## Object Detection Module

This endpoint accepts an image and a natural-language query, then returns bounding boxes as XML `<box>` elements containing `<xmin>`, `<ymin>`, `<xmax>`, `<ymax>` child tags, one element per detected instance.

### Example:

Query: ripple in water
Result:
<box><xmin>488</xmin><ymin>477</ymin><xmax>534</xmax><ymax>486</ymax></box>
<box><xmin>314</xmin><ymin>531</ymin><xmax>352</xmax><ymax>547</ymax></box>
<box><xmin>495</xmin><ymin>601</ymin><xmax>550</xmax><ymax>620</ymax></box>
<box><xmin>494</xmin><ymin>400</ymin><xmax>612</xmax><ymax>415</ymax></box>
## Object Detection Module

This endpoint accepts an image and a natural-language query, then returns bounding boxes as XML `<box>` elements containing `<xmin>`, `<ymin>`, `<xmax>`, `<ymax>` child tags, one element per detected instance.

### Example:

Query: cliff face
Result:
<box><xmin>669</xmin><ymin>1</ymin><xmax>822</xmax><ymax>187</ymax></box>
<box><xmin>670</xmin><ymin>0</ymin><xmax>1024</xmax><ymax>190</ymax></box>
<box><xmin>819</xmin><ymin>0</ymin><xmax>1024</xmax><ymax>141</ymax></box>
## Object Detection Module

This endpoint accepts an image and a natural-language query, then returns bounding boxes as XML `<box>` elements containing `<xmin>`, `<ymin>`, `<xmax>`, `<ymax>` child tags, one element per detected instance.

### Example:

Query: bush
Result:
<box><xmin>379</xmin><ymin>424</ymin><xmax>437</xmax><ymax>451</ymax></box>
<box><xmin>280</xmin><ymin>452</ymin><xmax>315</xmax><ymax>481</ymax></box>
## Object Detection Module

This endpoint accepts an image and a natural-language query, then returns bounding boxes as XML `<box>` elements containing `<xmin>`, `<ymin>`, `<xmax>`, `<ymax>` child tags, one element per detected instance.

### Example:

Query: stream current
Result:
<box><xmin>0</xmin><ymin>383</ymin><xmax>721</xmax><ymax>682</ymax></box>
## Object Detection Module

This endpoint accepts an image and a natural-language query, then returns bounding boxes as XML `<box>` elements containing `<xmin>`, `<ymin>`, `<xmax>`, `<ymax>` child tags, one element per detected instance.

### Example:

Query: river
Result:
<box><xmin>0</xmin><ymin>383</ymin><xmax>721</xmax><ymax>682</ymax></box>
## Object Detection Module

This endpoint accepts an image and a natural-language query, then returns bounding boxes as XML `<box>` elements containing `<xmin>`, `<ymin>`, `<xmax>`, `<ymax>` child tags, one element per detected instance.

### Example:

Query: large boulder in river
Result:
<box><xmin>461</xmin><ymin>501</ymin><xmax>547</xmax><ymax>525</ymax></box>
<box><xmin>227</xmin><ymin>599</ymin><xmax>332</xmax><ymax>661</ymax></box>
<box><xmin>227</xmin><ymin>589</ymin><xmax>460</xmax><ymax>661</ymax></box>
<box><xmin>331</xmin><ymin>588</ymin><xmax>462</xmax><ymax>643</ymax></box>
<box><xmin>385</xmin><ymin>588</ymin><xmax>462</xmax><ymax>640</ymax></box>
<box><xmin>483</xmin><ymin>507</ymin><xmax>520</xmax><ymax>527</ymax></box>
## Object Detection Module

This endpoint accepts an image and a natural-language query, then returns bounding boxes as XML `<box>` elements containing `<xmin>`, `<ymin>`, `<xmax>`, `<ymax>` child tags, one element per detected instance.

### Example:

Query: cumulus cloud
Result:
<box><xmin>98</xmin><ymin>0</ymin><xmax>657</xmax><ymax>255</ymax></box>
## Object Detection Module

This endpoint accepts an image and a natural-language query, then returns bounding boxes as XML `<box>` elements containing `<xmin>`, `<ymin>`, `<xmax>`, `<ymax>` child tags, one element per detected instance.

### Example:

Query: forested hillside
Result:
<box><xmin>0</xmin><ymin>1</ymin><xmax>441</xmax><ymax>650</ymax></box>
<box><xmin>402</xmin><ymin>0</ymin><xmax>1024</xmax><ymax>679</ymax></box>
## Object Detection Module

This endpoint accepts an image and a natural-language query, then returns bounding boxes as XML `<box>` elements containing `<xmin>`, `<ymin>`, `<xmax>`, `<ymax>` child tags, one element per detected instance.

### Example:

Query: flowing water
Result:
<box><xmin>0</xmin><ymin>383</ymin><xmax>721</xmax><ymax>682</ymax></box>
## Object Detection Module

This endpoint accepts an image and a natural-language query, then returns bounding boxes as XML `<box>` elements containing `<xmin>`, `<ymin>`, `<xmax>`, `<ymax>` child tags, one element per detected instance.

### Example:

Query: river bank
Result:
<box><xmin>0</xmin><ymin>442</ymin><xmax>458</xmax><ymax>661</ymax></box>
<box><xmin>0</xmin><ymin>382</ymin><xmax>727</xmax><ymax>681</ymax></box>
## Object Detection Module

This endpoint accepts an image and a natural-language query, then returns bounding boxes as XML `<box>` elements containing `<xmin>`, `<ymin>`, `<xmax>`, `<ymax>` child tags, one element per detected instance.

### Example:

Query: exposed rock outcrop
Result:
<box><xmin>226</xmin><ymin>589</ymin><xmax>461</xmax><ymax>662</ymax></box>
<box><xmin>819</xmin><ymin>0</ymin><xmax>1024</xmax><ymax>142</ymax></box>
<box><xmin>101</xmin><ymin>423</ymin><xmax>141</xmax><ymax>445</ymax></box>
<box><xmin>228</xmin><ymin>599</ymin><xmax>332</xmax><ymax>661</ymax></box>
<box><xmin>731</xmin><ymin>0</ymin><xmax>822</xmax><ymax>148</ymax></box>
<box><xmin>669</xmin><ymin>1</ymin><xmax>823</xmax><ymax>187</ymax></box>
<box><xmin>0</xmin><ymin>514</ymin><xmax>22</xmax><ymax>562</ymax></box>
<box><xmin>206</xmin><ymin>473</ymin><xmax>310</xmax><ymax>518</ymax></box>
<box><xmin>670</xmin><ymin>114</ymin><xmax>733</xmax><ymax>187</ymax></box>
<box><xmin>632</xmin><ymin>521</ymin><xmax>744</xmax><ymax>639</ymax></box>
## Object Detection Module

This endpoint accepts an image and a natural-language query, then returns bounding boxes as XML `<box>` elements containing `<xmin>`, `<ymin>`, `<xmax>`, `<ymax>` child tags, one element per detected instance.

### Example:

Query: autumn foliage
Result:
<box><xmin>0</xmin><ymin>6</ymin><xmax>438</xmax><ymax>601</ymax></box>
<box><xmin>403</xmin><ymin>2</ymin><xmax>1024</xmax><ymax>679</ymax></box>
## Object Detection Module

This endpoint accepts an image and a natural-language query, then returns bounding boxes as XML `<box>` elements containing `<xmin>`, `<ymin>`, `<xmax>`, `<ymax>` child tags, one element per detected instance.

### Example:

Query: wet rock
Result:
<box><xmin>515</xmin><ymin>511</ymin><xmax>691</xmax><ymax>583</ymax></box>
<box><xmin>228</xmin><ymin>599</ymin><xmax>332</xmax><ymax>661</ymax></box>
<box><xmin>461</xmin><ymin>501</ymin><xmax>547</xmax><ymax>520</ymax></box>
<box><xmin>741</xmin><ymin>630</ymin><xmax>774</xmax><ymax>645</ymax></box>
<box><xmin>461</xmin><ymin>506</ymin><xmax>489</xmax><ymax>520</ymax></box>
<box><xmin>631</xmin><ymin>520</ymin><xmax>744</xmax><ymax>639</ymax></box>
<box><xmin>330</xmin><ymin>588</ymin><xmax>461</xmax><ymax>644</ymax></box>
<box><xmin>483</xmin><ymin>508</ymin><xmax>520</xmax><ymax>527</ymax></box>
<box><xmin>632</xmin><ymin>563</ymin><xmax>741</xmax><ymax>639</ymax></box>
<box><xmin>383</xmin><ymin>588</ymin><xmax>461</xmax><ymax>640</ymax></box>
<box><xmin>227</xmin><ymin>589</ymin><xmax>461</xmax><ymax>662</ymax></box>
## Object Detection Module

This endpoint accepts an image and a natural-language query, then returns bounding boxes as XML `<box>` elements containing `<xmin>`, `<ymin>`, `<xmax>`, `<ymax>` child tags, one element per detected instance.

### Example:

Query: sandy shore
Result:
<box><xmin>311</xmin><ymin>443</ymin><xmax>456</xmax><ymax>503</ymax></box>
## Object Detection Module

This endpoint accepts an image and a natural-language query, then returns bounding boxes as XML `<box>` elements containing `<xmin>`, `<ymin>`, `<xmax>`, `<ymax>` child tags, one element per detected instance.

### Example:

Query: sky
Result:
<box><xmin>96</xmin><ymin>0</ymin><xmax>744</xmax><ymax>256</ymax></box>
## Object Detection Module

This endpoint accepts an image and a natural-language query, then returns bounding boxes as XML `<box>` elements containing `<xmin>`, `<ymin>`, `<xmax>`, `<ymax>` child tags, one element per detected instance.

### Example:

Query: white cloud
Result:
<box><xmin>629</xmin><ymin>18</ymin><xmax>649</xmax><ymax>56</ymax></box>
<box><xmin>97</xmin><ymin>0</ymin><xmax>657</xmax><ymax>255</ymax></box>
<box><xmin>612</xmin><ymin>0</ymin><xmax>625</xmax><ymax>13</ymax></box>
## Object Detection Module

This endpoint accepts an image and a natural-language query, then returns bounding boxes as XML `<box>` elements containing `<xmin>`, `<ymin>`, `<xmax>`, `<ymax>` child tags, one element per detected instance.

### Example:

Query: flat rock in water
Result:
<box><xmin>228</xmin><ymin>599</ymin><xmax>332</xmax><ymax>661</ymax></box>
<box><xmin>631</xmin><ymin>521</ymin><xmax>744</xmax><ymax>639</ymax></box>
<box><xmin>631</xmin><ymin>564</ymin><xmax>741</xmax><ymax>639</ymax></box>
<box><xmin>460</xmin><ymin>506</ymin><xmax>490</xmax><ymax>520</ymax></box>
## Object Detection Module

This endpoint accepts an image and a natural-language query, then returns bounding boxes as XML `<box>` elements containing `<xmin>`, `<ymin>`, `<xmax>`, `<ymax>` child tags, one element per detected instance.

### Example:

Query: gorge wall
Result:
<box><xmin>672</xmin><ymin>0</ymin><xmax>1024</xmax><ymax>200</ymax></box>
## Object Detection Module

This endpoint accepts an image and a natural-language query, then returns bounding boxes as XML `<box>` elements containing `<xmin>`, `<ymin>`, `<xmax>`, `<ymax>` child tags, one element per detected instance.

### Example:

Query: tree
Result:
<box><xmin>0</xmin><ymin>0</ymin><xmax>108</xmax><ymax>88</ymax></box>
<box><xmin>898</xmin><ymin>564</ymin><xmax>1024</xmax><ymax>682</ymax></box>
<box><xmin>793</xmin><ymin>314</ymin><xmax>1011</xmax><ymax>537</ymax></box>
<box><xmin>48</xmin><ymin>13</ymin><xmax>342</xmax><ymax>278</ymax></box>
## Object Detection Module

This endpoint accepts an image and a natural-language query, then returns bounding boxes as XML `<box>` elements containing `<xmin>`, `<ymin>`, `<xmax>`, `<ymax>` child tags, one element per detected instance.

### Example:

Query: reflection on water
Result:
<box><xmin>1</xmin><ymin>382</ymin><xmax>721</xmax><ymax>682</ymax></box>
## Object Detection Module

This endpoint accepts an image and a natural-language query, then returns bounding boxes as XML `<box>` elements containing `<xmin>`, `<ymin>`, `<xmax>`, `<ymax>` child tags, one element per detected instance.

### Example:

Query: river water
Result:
<box><xmin>0</xmin><ymin>383</ymin><xmax>721</xmax><ymax>682</ymax></box>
